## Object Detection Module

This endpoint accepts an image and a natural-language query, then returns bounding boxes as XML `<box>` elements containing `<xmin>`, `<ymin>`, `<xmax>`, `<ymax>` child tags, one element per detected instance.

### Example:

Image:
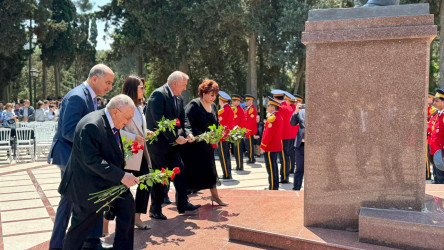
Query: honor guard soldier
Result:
<box><xmin>218</xmin><ymin>91</ymin><xmax>235</xmax><ymax>179</ymax></box>
<box><xmin>244</xmin><ymin>94</ymin><xmax>258</xmax><ymax>163</ymax></box>
<box><xmin>430</xmin><ymin>89</ymin><xmax>444</xmax><ymax>184</ymax></box>
<box><xmin>427</xmin><ymin>92</ymin><xmax>437</xmax><ymax>180</ymax></box>
<box><xmin>261</xmin><ymin>97</ymin><xmax>284</xmax><ymax>190</ymax></box>
<box><xmin>284</xmin><ymin>92</ymin><xmax>299</xmax><ymax>174</ymax></box>
<box><xmin>231</xmin><ymin>94</ymin><xmax>246</xmax><ymax>170</ymax></box>
<box><xmin>271</xmin><ymin>89</ymin><xmax>293</xmax><ymax>183</ymax></box>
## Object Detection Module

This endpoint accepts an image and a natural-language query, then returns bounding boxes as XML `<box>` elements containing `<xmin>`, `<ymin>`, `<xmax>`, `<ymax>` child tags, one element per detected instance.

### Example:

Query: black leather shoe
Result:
<box><xmin>163</xmin><ymin>197</ymin><xmax>173</xmax><ymax>204</ymax></box>
<box><xmin>149</xmin><ymin>211</ymin><xmax>167</xmax><ymax>220</ymax></box>
<box><xmin>279</xmin><ymin>180</ymin><xmax>289</xmax><ymax>183</ymax></box>
<box><xmin>178</xmin><ymin>203</ymin><xmax>201</xmax><ymax>214</ymax></box>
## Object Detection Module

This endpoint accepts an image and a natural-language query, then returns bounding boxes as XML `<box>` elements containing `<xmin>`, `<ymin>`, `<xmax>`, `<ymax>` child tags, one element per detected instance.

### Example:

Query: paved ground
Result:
<box><xmin>0</xmin><ymin>155</ymin><xmax>295</xmax><ymax>250</ymax></box>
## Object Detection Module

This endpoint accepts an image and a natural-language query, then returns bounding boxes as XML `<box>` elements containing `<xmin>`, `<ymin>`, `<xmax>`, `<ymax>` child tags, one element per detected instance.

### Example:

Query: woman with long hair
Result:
<box><xmin>103</xmin><ymin>76</ymin><xmax>153</xmax><ymax>233</ymax></box>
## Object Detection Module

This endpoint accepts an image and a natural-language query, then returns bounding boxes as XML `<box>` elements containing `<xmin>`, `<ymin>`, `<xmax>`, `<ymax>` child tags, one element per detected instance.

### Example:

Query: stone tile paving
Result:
<box><xmin>0</xmin><ymin>156</ymin><xmax>293</xmax><ymax>250</ymax></box>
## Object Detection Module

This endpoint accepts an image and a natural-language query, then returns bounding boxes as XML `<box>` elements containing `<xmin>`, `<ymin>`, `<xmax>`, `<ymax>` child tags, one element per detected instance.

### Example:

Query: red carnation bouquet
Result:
<box><xmin>89</xmin><ymin>167</ymin><xmax>181</xmax><ymax>213</ymax></box>
<box><xmin>121</xmin><ymin>139</ymin><xmax>144</xmax><ymax>159</ymax></box>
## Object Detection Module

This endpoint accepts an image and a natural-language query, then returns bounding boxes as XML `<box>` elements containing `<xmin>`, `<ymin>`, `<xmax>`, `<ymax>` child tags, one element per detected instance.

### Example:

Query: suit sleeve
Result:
<box><xmin>178</xmin><ymin>97</ymin><xmax>186</xmax><ymax>137</ymax></box>
<box><xmin>147</xmin><ymin>91</ymin><xmax>178</xmax><ymax>142</ymax></box>
<box><xmin>80</xmin><ymin>124</ymin><xmax>125</xmax><ymax>185</ymax></box>
<box><xmin>290</xmin><ymin>111</ymin><xmax>300</xmax><ymax>126</ymax></box>
<box><xmin>28</xmin><ymin>107</ymin><xmax>35</xmax><ymax>119</ymax></box>
<box><xmin>61</xmin><ymin>95</ymin><xmax>88</xmax><ymax>143</ymax></box>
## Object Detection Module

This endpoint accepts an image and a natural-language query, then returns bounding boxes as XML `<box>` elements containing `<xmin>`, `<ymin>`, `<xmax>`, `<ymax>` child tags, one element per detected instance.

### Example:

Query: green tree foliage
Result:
<box><xmin>0</xmin><ymin>0</ymin><xmax>33</xmax><ymax>101</ymax></box>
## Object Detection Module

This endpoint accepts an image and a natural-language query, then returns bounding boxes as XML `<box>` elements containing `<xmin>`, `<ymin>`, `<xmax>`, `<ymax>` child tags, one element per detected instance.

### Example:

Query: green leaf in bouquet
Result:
<box><xmin>146</xmin><ymin>178</ymin><xmax>153</xmax><ymax>187</ymax></box>
<box><xmin>139</xmin><ymin>183</ymin><xmax>146</xmax><ymax>190</ymax></box>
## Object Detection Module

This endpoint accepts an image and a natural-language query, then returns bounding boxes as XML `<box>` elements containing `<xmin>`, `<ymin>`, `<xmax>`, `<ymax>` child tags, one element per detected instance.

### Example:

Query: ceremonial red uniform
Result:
<box><xmin>245</xmin><ymin>105</ymin><xmax>258</xmax><ymax>138</ymax></box>
<box><xmin>430</xmin><ymin>112</ymin><xmax>444</xmax><ymax>155</ymax></box>
<box><xmin>280</xmin><ymin>102</ymin><xmax>294</xmax><ymax>140</ymax></box>
<box><xmin>261</xmin><ymin>112</ymin><xmax>283</xmax><ymax>152</ymax></box>
<box><xmin>428</xmin><ymin>105</ymin><xmax>437</xmax><ymax>122</ymax></box>
<box><xmin>218</xmin><ymin>103</ymin><xmax>235</xmax><ymax>178</ymax></box>
<box><xmin>233</xmin><ymin>106</ymin><xmax>246</xmax><ymax>128</ymax></box>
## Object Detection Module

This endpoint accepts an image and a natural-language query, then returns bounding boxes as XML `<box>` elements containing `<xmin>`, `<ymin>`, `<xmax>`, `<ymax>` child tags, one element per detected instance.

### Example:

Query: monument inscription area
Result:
<box><xmin>301</xmin><ymin>4</ymin><xmax>437</xmax><ymax>230</ymax></box>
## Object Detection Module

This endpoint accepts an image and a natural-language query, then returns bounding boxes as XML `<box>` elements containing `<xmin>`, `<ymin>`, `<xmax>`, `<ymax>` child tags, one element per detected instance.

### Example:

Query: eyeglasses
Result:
<box><xmin>116</xmin><ymin>108</ymin><xmax>133</xmax><ymax>121</ymax></box>
<box><xmin>138</xmin><ymin>85</ymin><xmax>146</xmax><ymax>90</ymax></box>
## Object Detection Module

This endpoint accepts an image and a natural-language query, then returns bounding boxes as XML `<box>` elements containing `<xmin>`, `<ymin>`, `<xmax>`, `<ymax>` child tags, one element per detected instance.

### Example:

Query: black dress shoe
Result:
<box><xmin>178</xmin><ymin>203</ymin><xmax>201</xmax><ymax>214</ymax></box>
<box><xmin>149</xmin><ymin>211</ymin><xmax>167</xmax><ymax>220</ymax></box>
<box><xmin>163</xmin><ymin>197</ymin><xmax>173</xmax><ymax>204</ymax></box>
<box><xmin>279</xmin><ymin>180</ymin><xmax>289</xmax><ymax>183</ymax></box>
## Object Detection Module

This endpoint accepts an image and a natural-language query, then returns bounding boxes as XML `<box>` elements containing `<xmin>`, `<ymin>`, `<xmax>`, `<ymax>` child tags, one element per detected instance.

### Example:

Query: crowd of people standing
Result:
<box><xmin>43</xmin><ymin>63</ymin><xmax>306</xmax><ymax>249</ymax></box>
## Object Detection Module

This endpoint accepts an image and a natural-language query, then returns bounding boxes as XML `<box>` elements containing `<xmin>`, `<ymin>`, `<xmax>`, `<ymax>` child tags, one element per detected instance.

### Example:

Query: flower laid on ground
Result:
<box><xmin>145</xmin><ymin>116</ymin><xmax>177</xmax><ymax>144</ymax></box>
<box><xmin>89</xmin><ymin>167</ymin><xmax>180</xmax><ymax>213</ymax></box>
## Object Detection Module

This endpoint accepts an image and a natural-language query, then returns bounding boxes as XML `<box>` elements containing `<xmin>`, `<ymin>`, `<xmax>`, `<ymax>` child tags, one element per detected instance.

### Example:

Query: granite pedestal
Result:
<box><xmin>301</xmin><ymin>4</ymin><xmax>437</xmax><ymax>230</ymax></box>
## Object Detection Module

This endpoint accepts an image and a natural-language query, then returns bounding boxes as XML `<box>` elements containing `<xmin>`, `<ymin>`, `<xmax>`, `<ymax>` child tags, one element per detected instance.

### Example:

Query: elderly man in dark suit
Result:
<box><xmin>145</xmin><ymin>71</ymin><xmax>200</xmax><ymax>220</ymax></box>
<box><xmin>48</xmin><ymin>64</ymin><xmax>114</xmax><ymax>249</ymax></box>
<box><xmin>290</xmin><ymin>106</ymin><xmax>305</xmax><ymax>191</ymax></box>
<box><xmin>60</xmin><ymin>94</ymin><xmax>140</xmax><ymax>249</ymax></box>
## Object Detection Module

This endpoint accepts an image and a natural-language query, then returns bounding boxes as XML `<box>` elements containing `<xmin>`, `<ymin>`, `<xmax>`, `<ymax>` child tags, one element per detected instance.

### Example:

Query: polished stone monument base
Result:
<box><xmin>227</xmin><ymin>187</ymin><xmax>444</xmax><ymax>250</ymax></box>
<box><xmin>359</xmin><ymin>205</ymin><xmax>444</xmax><ymax>249</ymax></box>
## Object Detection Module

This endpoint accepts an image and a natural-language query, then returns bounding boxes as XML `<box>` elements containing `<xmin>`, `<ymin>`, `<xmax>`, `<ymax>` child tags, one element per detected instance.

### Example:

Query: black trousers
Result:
<box><xmin>288</xmin><ymin>138</ymin><xmax>296</xmax><ymax>173</ymax></box>
<box><xmin>218</xmin><ymin>141</ymin><xmax>232</xmax><ymax>178</ymax></box>
<box><xmin>245</xmin><ymin>137</ymin><xmax>255</xmax><ymax>162</ymax></box>
<box><xmin>233</xmin><ymin>140</ymin><xmax>244</xmax><ymax>170</ymax></box>
<box><xmin>293</xmin><ymin>144</ymin><xmax>304</xmax><ymax>190</ymax></box>
<box><xmin>264</xmin><ymin>152</ymin><xmax>279</xmax><ymax>190</ymax></box>
<box><xmin>278</xmin><ymin>140</ymin><xmax>291</xmax><ymax>182</ymax></box>
<box><xmin>427</xmin><ymin>144</ymin><xmax>432</xmax><ymax>180</ymax></box>
<box><xmin>63</xmin><ymin>190</ymin><xmax>135</xmax><ymax>250</ymax></box>
<box><xmin>104</xmin><ymin>156</ymin><xmax>151</xmax><ymax>221</ymax></box>
<box><xmin>149</xmin><ymin>150</ymin><xmax>188</xmax><ymax>213</ymax></box>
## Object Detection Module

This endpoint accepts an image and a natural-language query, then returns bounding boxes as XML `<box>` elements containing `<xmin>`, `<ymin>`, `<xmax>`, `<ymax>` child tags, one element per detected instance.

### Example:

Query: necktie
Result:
<box><xmin>112</xmin><ymin>128</ymin><xmax>121</xmax><ymax>149</ymax></box>
<box><xmin>173</xmin><ymin>95</ymin><xmax>177</xmax><ymax>108</ymax></box>
<box><xmin>93</xmin><ymin>97</ymin><xmax>98</xmax><ymax>110</ymax></box>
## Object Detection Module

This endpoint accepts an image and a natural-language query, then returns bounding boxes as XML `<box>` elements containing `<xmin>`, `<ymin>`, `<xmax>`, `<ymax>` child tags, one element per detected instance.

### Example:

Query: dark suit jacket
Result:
<box><xmin>290</xmin><ymin>109</ymin><xmax>305</xmax><ymax>148</ymax></box>
<box><xmin>145</xmin><ymin>83</ymin><xmax>185</xmax><ymax>155</ymax></box>
<box><xmin>18</xmin><ymin>106</ymin><xmax>35</xmax><ymax>121</ymax></box>
<box><xmin>58</xmin><ymin>109</ymin><xmax>126</xmax><ymax>211</ymax></box>
<box><xmin>48</xmin><ymin>83</ymin><xmax>95</xmax><ymax>169</ymax></box>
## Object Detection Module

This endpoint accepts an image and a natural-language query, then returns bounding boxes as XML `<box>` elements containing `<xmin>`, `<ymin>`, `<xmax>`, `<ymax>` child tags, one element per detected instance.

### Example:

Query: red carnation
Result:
<box><xmin>162</xmin><ymin>180</ymin><xmax>166</xmax><ymax>185</ymax></box>
<box><xmin>212</xmin><ymin>144</ymin><xmax>217</xmax><ymax>149</ymax></box>
<box><xmin>176</xmin><ymin>118</ymin><xmax>181</xmax><ymax>127</ymax></box>
<box><xmin>173</xmin><ymin>167</ymin><xmax>180</xmax><ymax>174</ymax></box>
<box><xmin>171</xmin><ymin>173</ymin><xmax>176</xmax><ymax>180</ymax></box>
<box><xmin>138</xmin><ymin>145</ymin><xmax>144</xmax><ymax>150</ymax></box>
<box><xmin>133</xmin><ymin>141</ymin><xmax>138</xmax><ymax>147</ymax></box>
<box><xmin>161</xmin><ymin>168</ymin><xmax>166</xmax><ymax>173</ymax></box>
<box><xmin>131</xmin><ymin>149</ymin><xmax>138</xmax><ymax>154</ymax></box>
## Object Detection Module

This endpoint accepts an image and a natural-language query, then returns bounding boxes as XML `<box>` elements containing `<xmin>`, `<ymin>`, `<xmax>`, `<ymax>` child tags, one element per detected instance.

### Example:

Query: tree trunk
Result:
<box><xmin>42</xmin><ymin>62</ymin><xmax>47</xmax><ymax>99</ymax></box>
<box><xmin>178</xmin><ymin>59</ymin><xmax>191</xmax><ymax>103</ymax></box>
<box><xmin>137</xmin><ymin>53</ymin><xmax>143</xmax><ymax>76</ymax></box>
<box><xmin>54</xmin><ymin>65</ymin><xmax>60</xmax><ymax>98</ymax></box>
<box><xmin>247</xmin><ymin>33</ymin><xmax>258</xmax><ymax>98</ymax></box>
<box><xmin>293</xmin><ymin>57</ymin><xmax>306</xmax><ymax>95</ymax></box>
<box><xmin>258</xmin><ymin>40</ymin><xmax>264</xmax><ymax>121</ymax></box>
<box><xmin>439</xmin><ymin>1</ymin><xmax>444</xmax><ymax>89</ymax></box>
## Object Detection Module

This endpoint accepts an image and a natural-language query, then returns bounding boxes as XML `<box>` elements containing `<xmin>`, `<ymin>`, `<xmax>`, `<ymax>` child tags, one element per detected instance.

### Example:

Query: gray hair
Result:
<box><xmin>167</xmin><ymin>71</ymin><xmax>189</xmax><ymax>84</ymax></box>
<box><xmin>106</xmin><ymin>94</ymin><xmax>136</xmax><ymax>111</ymax></box>
<box><xmin>88</xmin><ymin>64</ymin><xmax>112</xmax><ymax>79</ymax></box>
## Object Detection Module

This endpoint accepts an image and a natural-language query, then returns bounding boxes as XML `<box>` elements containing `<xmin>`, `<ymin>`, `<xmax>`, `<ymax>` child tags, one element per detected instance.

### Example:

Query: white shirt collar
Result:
<box><xmin>104</xmin><ymin>109</ymin><xmax>115</xmax><ymax>130</ymax></box>
<box><xmin>439</xmin><ymin>109</ymin><xmax>444</xmax><ymax>116</ymax></box>
<box><xmin>84</xmin><ymin>82</ymin><xmax>97</xmax><ymax>99</ymax></box>
<box><xmin>167</xmin><ymin>84</ymin><xmax>174</xmax><ymax>97</ymax></box>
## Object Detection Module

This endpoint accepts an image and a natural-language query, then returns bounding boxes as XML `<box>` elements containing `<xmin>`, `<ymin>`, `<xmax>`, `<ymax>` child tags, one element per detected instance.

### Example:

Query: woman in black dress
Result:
<box><xmin>181</xmin><ymin>80</ymin><xmax>228</xmax><ymax>206</ymax></box>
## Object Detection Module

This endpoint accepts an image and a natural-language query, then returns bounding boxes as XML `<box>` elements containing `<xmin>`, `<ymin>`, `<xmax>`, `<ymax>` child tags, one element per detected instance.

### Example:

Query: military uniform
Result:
<box><xmin>427</xmin><ymin>94</ymin><xmax>437</xmax><ymax>181</ymax></box>
<box><xmin>218</xmin><ymin>91</ymin><xmax>235</xmax><ymax>179</ymax></box>
<box><xmin>231</xmin><ymin>95</ymin><xmax>246</xmax><ymax>170</ymax></box>
<box><xmin>244</xmin><ymin>94</ymin><xmax>258</xmax><ymax>163</ymax></box>
<box><xmin>261</xmin><ymin>97</ymin><xmax>284</xmax><ymax>190</ymax></box>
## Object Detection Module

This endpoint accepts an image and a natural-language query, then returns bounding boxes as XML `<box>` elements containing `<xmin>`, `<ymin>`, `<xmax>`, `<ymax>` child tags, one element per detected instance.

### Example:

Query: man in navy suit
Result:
<box><xmin>48</xmin><ymin>64</ymin><xmax>114</xmax><ymax>249</ymax></box>
<box><xmin>290</xmin><ymin>105</ymin><xmax>305</xmax><ymax>191</ymax></box>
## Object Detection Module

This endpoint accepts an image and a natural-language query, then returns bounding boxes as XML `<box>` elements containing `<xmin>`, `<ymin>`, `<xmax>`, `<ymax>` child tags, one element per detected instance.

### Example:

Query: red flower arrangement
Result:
<box><xmin>176</xmin><ymin>118</ymin><xmax>181</xmax><ymax>127</ymax></box>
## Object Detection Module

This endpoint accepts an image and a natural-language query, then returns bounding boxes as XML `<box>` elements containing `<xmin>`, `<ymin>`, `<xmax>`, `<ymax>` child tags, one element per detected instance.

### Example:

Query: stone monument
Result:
<box><xmin>301</xmin><ymin>3</ymin><xmax>437</xmax><ymax>231</ymax></box>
